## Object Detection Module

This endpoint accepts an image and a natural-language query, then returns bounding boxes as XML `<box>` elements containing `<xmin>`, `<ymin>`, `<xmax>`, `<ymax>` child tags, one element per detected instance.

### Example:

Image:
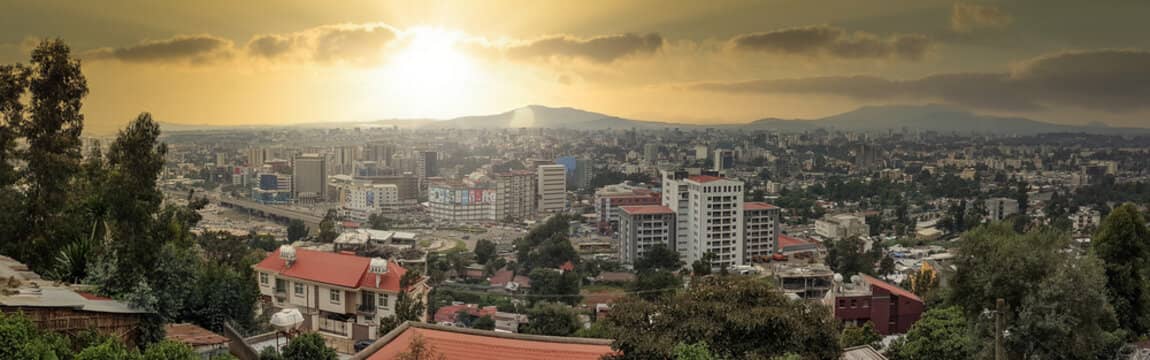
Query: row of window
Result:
<box><xmin>261</xmin><ymin>272</ymin><xmax>392</xmax><ymax>309</ymax></box>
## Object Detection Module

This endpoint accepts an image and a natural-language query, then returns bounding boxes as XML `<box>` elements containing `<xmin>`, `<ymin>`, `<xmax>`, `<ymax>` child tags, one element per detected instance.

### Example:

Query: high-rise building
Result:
<box><xmin>743</xmin><ymin>202</ymin><xmax>781</xmax><ymax>262</ymax></box>
<box><xmin>594</xmin><ymin>183</ymin><xmax>660</xmax><ymax>235</ymax></box>
<box><xmin>247</xmin><ymin>147</ymin><xmax>268</xmax><ymax>167</ymax></box>
<box><xmin>363</xmin><ymin>143</ymin><xmax>395</xmax><ymax>167</ymax></box>
<box><xmin>292</xmin><ymin>154</ymin><xmax>327</xmax><ymax>203</ymax></box>
<box><xmin>336</xmin><ymin>182</ymin><xmax>400</xmax><ymax>221</ymax></box>
<box><xmin>684</xmin><ymin>175</ymin><xmax>745</xmax><ymax>268</ymax></box>
<box><xmin>536</xmin><ymin>164</ymin><xmax>567</xmax><ymax>213</ymax></box>
<box><xmin>643</xmin><ymin>143</ymin><xmax>659</xmax><ymax>163</ymax></box>
<box><xmin>661</xmin><ymin>170</ymin><xmax>692</xmax><ymax>260</ymax></box>
<box><xmin>573</xmin><ymin>158</ymin><xmax>594</xmax><ymax>190</ymax></box>
<box><xmin>333</xmin><ymin>145</ymin><xmax>359</xmax><ymax>175</ymax></box>
<box><xmin>428</xmin><ymin>181</ymin><xmax>496</xmax><ymax>223</ymax></box>
<box><xmin>495</xmin><ymin>171</ymin><xmax>536</xmax><ymax>221</ymax></box>
<box><xmin>618</xmin><ymin>205</ymin><xmax>676</xmax><ymax>266</ymax></box>
<box><xmin>416</xmin><ymin>151</ymin><xmax>439</xmax><ymax>195</ymax></box>
<box><xmin>713</xmin><ymin>149</ymin><xmax>734</xmax><ymax>172</ymax></box>
<box><xmin>694</xmin><ymin>145</ymin><xmax>709</xmax><ymax>160</ymax></box>
<box><xmin>216</xmin><ymin>152</ymin><xmax>227</xmax><ymax>167</ymax></box>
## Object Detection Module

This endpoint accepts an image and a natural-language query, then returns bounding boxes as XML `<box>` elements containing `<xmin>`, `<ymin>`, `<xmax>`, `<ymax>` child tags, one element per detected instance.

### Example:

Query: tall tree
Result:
<box><xmin>473</xmin><ymin>239</ymin><xmax>496</xmax><ymax>265</ymax></box>
<box><xmin>104</xmin><ymin>113</ymin><xmax>167</xmax><ymax>292</ymax></box>
<box><xmin>16</xmin><ymin>39</ymin><xmax>89</xmax><ymax>270</ymax></box>
<box><xmin>286</xmin><ymin>219</ymin><xmax>308</xmax><ymax>242</ymax></box>
<box><xmin>1092</xmin><ymin>203</ymin><xmax>1150</xmax><ymax>335</ymax></box>
<box><xmin>522</xmin><ymin>302</ymin><xmax>581</xmax><ymax>337</ymax></box>
<box><xmin>379</xmin><ymin>270</ymin><xmax>427</xmax><ymax>334</ymax></box>
<box><xmin>317</xmin><ymin>209</ymin><xmax>339</xmax><ymax>243</ymax></box>
<box><xmin>0</xmin><ymin>64</ymin><xmax>28</xmax><ymax>262</ymax></box>
<box><xmin>634</xmin><ymin>243</ymin><xmax>682</xmax><ymax>272</ymax></box>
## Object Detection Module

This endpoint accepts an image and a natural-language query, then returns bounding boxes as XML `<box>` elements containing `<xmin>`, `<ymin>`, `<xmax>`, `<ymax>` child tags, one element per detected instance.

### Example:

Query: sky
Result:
<box><xmin>2</xmin><ymin>0</ymin><xmax>1149</xmax><ymax>133</ymax></box>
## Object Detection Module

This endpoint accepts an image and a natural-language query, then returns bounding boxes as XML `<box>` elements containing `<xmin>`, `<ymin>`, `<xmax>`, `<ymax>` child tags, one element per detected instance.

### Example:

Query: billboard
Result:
<box><xmin>430</xmin><ymin>185</ymin><xmax>496</xmax><ymax>205</ymax></box>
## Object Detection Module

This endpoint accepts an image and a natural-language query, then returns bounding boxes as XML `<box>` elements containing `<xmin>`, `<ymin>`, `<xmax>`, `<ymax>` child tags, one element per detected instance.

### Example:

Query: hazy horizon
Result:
<box><xmin>4</xmin><ymin>0</ymin><xmax>1149</xmax><ymax>134</ymax></box>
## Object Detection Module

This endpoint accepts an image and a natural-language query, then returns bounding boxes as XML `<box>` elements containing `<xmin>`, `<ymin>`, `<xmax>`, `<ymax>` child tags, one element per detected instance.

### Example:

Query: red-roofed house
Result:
<box><xmin>352</xmin><ymin>322</ymin><xmax>615</xmax><ymax>360</ymax></box>
<box><xmin>254</xmin><ymin>247</ymin><xmax>430</xmax><ymax>352</ymax></box>
<box><xmin>433</xmin><ymin>304</ymin><xmax>498</xmax><ymax>326</ymax></box>
<box><xmin>833</xmin><ymin>274</ymin><xmax>924</xmax><ymax>335</ymax></box>
<box><xmin>164</xmin><ymin>323</ymin><xmax>230</xmax><ymax>358</ymax></box>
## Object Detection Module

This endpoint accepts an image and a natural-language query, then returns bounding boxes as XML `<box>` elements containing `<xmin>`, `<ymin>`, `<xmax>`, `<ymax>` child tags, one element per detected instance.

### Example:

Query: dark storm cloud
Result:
<box><xmin>952</xmin><ymin>2</ymin><xmax>1013</xmax><ymax>32</ymax></box>
<box><xmin>84</xmin><ymin>35</ymin><xmax>233</xmax><ymax>64</ymax></box>
<box><xmin>246</xmin><ymin>34</ymin><xmax>296</xmax><ymax>59</ymax></box>
<box><xmin>729</xmin><ymin>25</ymin><xmax>932</xmax><ymax>61</ymax></box>
<box><xmin>505</xmin><ymin>33</ymin><xmax>664</xmax><ymax>63</ymax></box>
<box><xmin>691</xmin><ymin>49</ymin><xmax>1150</xmax><ymax>112</ymax></box>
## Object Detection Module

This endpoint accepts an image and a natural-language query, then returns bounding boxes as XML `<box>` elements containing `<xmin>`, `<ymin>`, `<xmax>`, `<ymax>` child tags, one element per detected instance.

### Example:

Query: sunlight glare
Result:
<box><xmin>374</xmin><ymin>27</ymin><xmax>479</xmax><ymax>117</ymax></box>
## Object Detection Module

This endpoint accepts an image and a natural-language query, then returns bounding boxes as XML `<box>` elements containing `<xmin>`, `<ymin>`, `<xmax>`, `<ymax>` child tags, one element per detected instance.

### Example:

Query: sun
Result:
<box><xmin>372</xmin><ymin>27</ymin><xmax>480</xmax><ymax>117</ymax></box>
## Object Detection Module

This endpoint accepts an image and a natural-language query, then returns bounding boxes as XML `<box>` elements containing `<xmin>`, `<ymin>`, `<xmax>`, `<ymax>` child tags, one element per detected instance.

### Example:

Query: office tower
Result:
<box><xmin>495</xmin><ymin>170</ymin><xmax>536</xmax><ymax>221</ymax></box>
<box><xmin>536</xmin><ymin>164</ymin><xmax>567</xmax><ymax>213</ymax></box>
<box><xmin>363</xmin><ymin>142</ymin><xmax>395</xmax><ymax>167</ymax></box>
<box><xmin>292</xmin><ymin>154</ymin><xmax>327</xmax><ymax>203</ymax></box>
<box><xmin>618</xmin><ymin>205</ymin><xmax>676</xmax><ymax>266</ymax></box>
<box><xmin>661</xmin><ymin>170</ymin><xmax>692</xmax><ymax>260</ymax></box>
<box><xmin>333</xmin><ymin>145</ymin><xmax>359</xmax><ymax>175</ymax></box>
<box><xmin>694</xmin><ymin>145</ymin><xmax>709</xmax><ymax>160</ymax></box>
<box><xmin>417</xmin><ymin>151</ymin><xmax>438</xmax><ymax>178</ymax></box>
<box><xmin>573</xmin><ymin>158</ymin><xmax>593</xmax><ymax>190</ymax></box>
<box><xmin>713</xmin><ymin>149</ymin><xmax>734</xmax><ymax>172</ymax></box>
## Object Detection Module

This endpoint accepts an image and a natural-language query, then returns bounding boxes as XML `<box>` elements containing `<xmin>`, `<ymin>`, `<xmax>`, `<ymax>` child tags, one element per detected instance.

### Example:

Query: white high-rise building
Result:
<box><xmin>495</xmin><ymin>170</ymin><xmax>536</xmax><ymax>221</ymax></box>
<box><xmin>337</xmin><ymin>182</ymin><xmax>400</xmax><ymax>221</ymax></box>
<box><xmin>743</xmin><ymin>202</ymin><xmax>781</xmax><ymax>262</ymax></box>
<box><xmin>684</xmin><ymin>175</ymin><xmax>744</xmax><ymax>268</ymax></box>
<box><xmin>537</xmin><ymin>164</ymin><xmax>567</xmax><ymax>213</ymax></box>
<box><xmin>661</xmin><ymin>170</ymin><xmax>692</xmax><ymax>260</ymax></box>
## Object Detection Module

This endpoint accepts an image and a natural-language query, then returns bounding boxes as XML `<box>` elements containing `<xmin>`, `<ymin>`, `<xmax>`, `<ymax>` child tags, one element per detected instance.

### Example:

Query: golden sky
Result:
<box><xmin>3</xmin><ymin>0</ymin><xmax>1149</xmax><ymax>133</ymax></box>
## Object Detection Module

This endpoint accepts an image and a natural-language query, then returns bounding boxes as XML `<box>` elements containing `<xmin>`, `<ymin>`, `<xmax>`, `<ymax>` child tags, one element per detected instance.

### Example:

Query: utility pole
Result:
<box><xmin>995</xmin><ymin>298</ymin><xmax>1005</xmax><ymax>360</ymax></box>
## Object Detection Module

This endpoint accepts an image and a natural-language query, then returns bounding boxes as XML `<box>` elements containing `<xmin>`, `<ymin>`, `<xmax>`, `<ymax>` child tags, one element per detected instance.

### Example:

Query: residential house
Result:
<box><xmin>351</xmin><ymin>322</ymin><xmax>615</xmax><ymax>360</ymax></box>
<box><xmin>833</xmin><ymin>274</ymin><xmax>924</xmax><ymax>335</ymax></box>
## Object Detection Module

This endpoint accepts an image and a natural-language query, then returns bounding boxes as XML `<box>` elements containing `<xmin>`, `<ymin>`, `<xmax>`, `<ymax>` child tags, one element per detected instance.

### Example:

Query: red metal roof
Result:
<box><xmin>619</xmin><ymin>205</ymin><xmax>674</xmax><ymax>215</ymax></box>
<box><xmin>254</xmin><ymin>248</ymin><xmax>406</xmax><ymax>291</ymax></box>
<box><xmin>777</xmin><ymin>235</ymin><xmax>810</xmax><ymax>249</ymax></box>
<box><xmin>861</xmin><ymin>274</ymin><xmax>922</xmax><ymax>303</ymax></box>
<box><xmin>364</xmin><ymin>324</ymin><xmax>615</xmax><ymax>360</ymax></box>
<box><xmin>743</xmin><ymin>202</ymin><xmax>778</xmax><ymax>211</ymax></box>
<box><xmin>687</xmin><ymin>175</ymin><xmax>724</xmax><ymax>183</ymax></box>
<box><xmin>434</xmin><ymin>304</ymin><xmax>498</xmax><ymax>323</ymax></box>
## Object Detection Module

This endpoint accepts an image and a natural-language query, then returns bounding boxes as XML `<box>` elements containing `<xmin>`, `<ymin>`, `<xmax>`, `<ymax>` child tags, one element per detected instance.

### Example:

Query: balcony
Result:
<box><xmin>317</xmin><ymin>317</ymin><xmax>350</xmax><ymax>337</ymax></box>
<box><xmin>356</xmin><ymin>304</ymin><xmax>377</xmax><ymax>315</ymax></box>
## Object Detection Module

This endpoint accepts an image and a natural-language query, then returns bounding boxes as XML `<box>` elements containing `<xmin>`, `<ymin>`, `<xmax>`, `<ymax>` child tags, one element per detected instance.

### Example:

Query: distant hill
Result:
<box><xmin>156</xmin><ymin>103</ymin><xmax>1147</xmax><ymax>135</ymax></box>
<box><xmin>747</xmin><ymin>104</ymin><xmax>1147</xmax><ymax>135</ymax></box>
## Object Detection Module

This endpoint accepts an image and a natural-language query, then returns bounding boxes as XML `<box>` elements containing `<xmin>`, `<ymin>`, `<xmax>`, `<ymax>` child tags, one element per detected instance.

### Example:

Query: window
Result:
<box><xmin>294</xmin><ymin>283</ymin><xmax>304</xmax><ymax>296</ymax></box>
<box><xmin>330</xmin><ymin>290</ymin><xmax>341</xmax><ymax>304</ymax></box>
<box><xmin>378</xmin><ymin>294</ymin><xmax>389</xmax><ymax>308</ymax></box>
<box><xmin>259</xmin><ymin>273</ymin><xmax>269</xmax><ymax>285</ymax></box>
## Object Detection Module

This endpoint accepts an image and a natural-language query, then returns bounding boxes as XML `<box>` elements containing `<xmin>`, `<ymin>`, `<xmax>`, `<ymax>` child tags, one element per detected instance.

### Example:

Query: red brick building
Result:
<box><xmin>833</xmin><ymin>274</ymin><xmax>924</xmax><ymax>335</ymax></box>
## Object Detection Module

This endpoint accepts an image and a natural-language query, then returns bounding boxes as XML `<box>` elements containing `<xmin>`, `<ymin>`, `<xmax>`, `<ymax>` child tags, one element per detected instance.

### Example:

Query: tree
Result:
<box><xmin>887</xmin><ymin>306</ymin><xmax>976</xmax><ymax>360</ymax></box>
<box><xmin>0</xmin><ymin>63</ymin><xmax>29</xmax><ymax>268</ymax></box>
<box><xmin>367</xmin><ymin>213</ymin><xmax>393</xmax><ymax>230</ymax></box>
<box><xmin>474</xmin><ymin>239</ymin><xmax>497</xmax><ymax>265</ymax></box>
<box><xmin>281</xmin><ymin>333</ymin><xmax>337</xmax><ymax>360</ymax></box>
<box><xmin>104</xmin><ymin>113</ymin><xmax>167</xmax><ymax>293</ymax></box>
<box><xmin>141</xmin><ymin>340</ymin><xmax>198</xmax><ymax>360</ymax></box>
<box><xmin>634</xmin><ymin>243</ymin><xmax>682</xmax><ymax>272</ymax></box>
<box><xmin>472</xmin><ymin>315</ymin><xmax>495</xmax><ymax>330</ymax></box>
<box><xmin>825</xmin><ymin>237</ymin><xmax>877</xmax><ymax>277</ymax></box>
<box><xmin>318</xmin><ymin>209</ymin><xmax>339</xmax><ymax>243</ymax></box>
<box><xmin>604</xmin><ymin>276</ymin><xmax>840</xmax><ymax>359</ymax></box>
<box><xmin>75</xmin><ymin>339</ymin><xmax>139</xmax><ymax>360</ymax></box>
<box><xmin>0</xmin><ymin>311</ymin><xmax>70</xmax><ymax>359</ymax></box>
<box><xmin>691</xmin><ymin>251</ymin><xmax>716</xmax><ymax>276</ymax></box>
<box><xmin>877</xmin><ymin>255</ymin><xmax>895</xmax><ymax>277</ymax></box>
<box><xmin>527</xmin><ymin>269</ymin><xmax>581</xmax><ymax>306</ymax></box>
<box><xmin>673</xmin><ymin>342</ymin><xmax>718</xmax><ymax>360</ymax></box>
<box><xmin>523</xmin><ymin>302</ymin><xmax>581</xmax><ymax>337</ymax></box>
<box><xmin>629</xmin><ymin>270</ymin><xmax>682</xmax><ymax>301</ymax></box>
<box><xmin>1092</xmin><ymin>203</ymin><xmax>1150</xmax><ymax>335</ymax></box>
<box><xmin>840</xmin><ymin>322</ymin><xmax>882</xmax><ymax>349</ymax></box>
<box><xmin>14</xmin><ymin>39</ymin><xmax>89</xmax><ymax>271</ymax></box>
<box><xmin>286</xmin><ymin>220</ymin><xmax>308</xmax><ymax>242</ymax></box>
<box><xmin>380</xmin><ymin>270</ymin><xmax>427</xmax><ymax>334</ymax></box>
<box><xmin>184</xmin><ymin>262</ymin><xmax>260</xmax><ymax>333</ymax></box>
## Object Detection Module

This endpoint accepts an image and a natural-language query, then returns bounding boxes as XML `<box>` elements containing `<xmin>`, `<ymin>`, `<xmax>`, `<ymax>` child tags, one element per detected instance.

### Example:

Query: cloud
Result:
<box><xmin>503</xmin><ymin>33</ymin><xmax>664</xmax><ymax>63</ymax></box>
<box><xmin>247</xmin><ymin>23</ymin><xmax>399</xmax><ymax>65</ymax></box>
<box><xmin>83</xmin><ymin>35</ymin><xmax>233</xmax><ymax>65</ymax></box>
<box><xmin>689</xmin><ymin>49</ymin><xmax>1150</xmax><ymax>112</ymax></box>
<box><xmin>952</xmin><ymin>2</ymin><xmax>1012</xmax><ymax>33</ymax></box>
<box><xmin>729</xmin><ymin>25</ymin><xmax>932</xmax><ymax>61</ymax></box>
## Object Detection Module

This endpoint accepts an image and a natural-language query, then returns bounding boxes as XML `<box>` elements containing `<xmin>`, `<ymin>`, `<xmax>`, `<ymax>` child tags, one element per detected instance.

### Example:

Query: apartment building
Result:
<box><xmin>254</xmin><ymin>246</ymin><xmax>430</xmax><ymax>352</ymax></box>
<box><xmin>617</xmin><ymin>205</ymin><xmax>676</xmax><ymax>266</ymax></box>
<box><xmin>661</xmin><ymin>170</ymin><xmax>692</xmax><ymax>261</ymax></box>
<box><xmin>292</xmin><ymin>153</ymin><xmax>327</xmax><ymax>203</ymax></box>
<box><xmin>594</xmin><ymin>183</ymin><xmax>660</xmax><ymax>235</ymax></box>
<box><xmin>427</xmin><ymin>181</ymin><xmax>496</xmax><ymax>223</ymax></box>
<box><xmin>537</xmin><ymin>164</ymin><xmax>567</xmax><ymax>213</ymax></box>
<box><xmin>815</xmin><ymin>214</ymin><xmax>868</xmax><ymax>241</ymax></box>
<box><xmin>743</xmin><ymin>202</ymin><xmax>781</xmax><ymax>262</ymax></box>
<box><xmin>685</xmin><ymin>175</ymin><xmax>745</xmax><ymax>268</ymax></box>
<box><xmin>494</xmin><ymin>170</ymin><xmax>536</xmax><ymax>222</ymax></box>
<box><xmin>833</xmin><ymin>274</ymin><xmax>924</xmax><ymax>335</ymax></box>
<box><xmin>986</xmin><ymin>197</ymin><xmax>1020</xmax><ymax>221</ymax></box>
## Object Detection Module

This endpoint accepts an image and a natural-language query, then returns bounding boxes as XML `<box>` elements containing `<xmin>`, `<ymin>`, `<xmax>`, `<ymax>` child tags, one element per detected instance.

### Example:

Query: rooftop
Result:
<box><xmin>0</xmin><ymin>255</ymin><xmax>149</xmax><ymax>315</ymax></box>
<box><xmin>619</xmin><ymin>205</ymin><xmax>674</xmax><ymax>215</ymax></box>
<box><xmin>165</xmin><ymin>323</ymin><xmax>229</xmax><ymax>347</ymax></box>
<box><xmin>743</xmin><ymin>202</ymin><xmax>778</xmax><ymax>211</ymax></box>
<box><xmin>253</xmin><ymin>248</ymin><xmax>408</xmax><ymax>291</ymax></box>
<box><xmin>354</xmin><ymin>322</ymin><xmax>615</xmax><ymax>360</ymax></box>
<box><xmin>686</xmin><ymin>175</ymin><xmax>724</xmax><ymax>183</ymax></box>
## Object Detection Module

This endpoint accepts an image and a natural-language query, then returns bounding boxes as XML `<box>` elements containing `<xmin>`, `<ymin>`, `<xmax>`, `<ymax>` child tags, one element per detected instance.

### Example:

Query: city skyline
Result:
<box><xmin>3</xmin><ymin>0</ymin><xmax>1149</xmax><ymax>134</ymax></box>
